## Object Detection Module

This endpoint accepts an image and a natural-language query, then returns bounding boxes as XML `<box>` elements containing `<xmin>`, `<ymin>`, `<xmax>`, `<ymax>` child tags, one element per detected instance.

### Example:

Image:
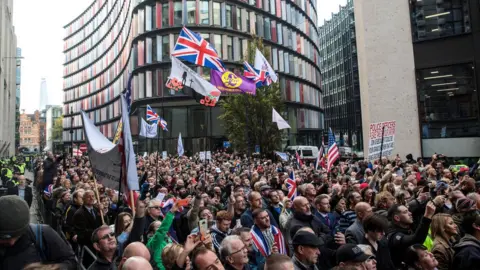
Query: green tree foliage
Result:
<box><xmin>50</xmin><ymin>116</ymin><xmax>64</xmax><ymax>143</ymax></box>
<box><xmin>219</xmin><ymin>37</ymin><xmax>285</xmax><ymax>155</ymax></box>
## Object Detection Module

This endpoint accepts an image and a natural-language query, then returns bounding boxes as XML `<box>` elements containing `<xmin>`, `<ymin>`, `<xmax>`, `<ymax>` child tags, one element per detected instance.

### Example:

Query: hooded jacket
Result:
<box><xmin>211</xmin><ymin>224</ymin><xmax>231</xmax><ymax>253</ymax></box>
<box><xmin>452</xmin><ymin>234</ymin><xmax>480</xmax><ymax>270</ymax></box>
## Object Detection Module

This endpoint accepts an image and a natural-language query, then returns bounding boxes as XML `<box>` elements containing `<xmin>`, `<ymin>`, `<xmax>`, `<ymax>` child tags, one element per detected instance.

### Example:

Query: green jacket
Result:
<box><xmin>147</xmin><ymin>212</ymin><xmax>174</xmax><ymax>270</ymax></box>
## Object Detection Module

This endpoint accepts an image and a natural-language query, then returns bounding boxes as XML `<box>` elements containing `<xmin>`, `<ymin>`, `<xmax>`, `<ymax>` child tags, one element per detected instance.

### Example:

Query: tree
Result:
<box><xmin>219</xmin><ymin>37</ymin><xmax>285</xmax><ymax>156</ymax></box>
<box><xmin>50</xmin><ymin>116</ymin><xmax>63</xmax><ymax>143</ymax></box>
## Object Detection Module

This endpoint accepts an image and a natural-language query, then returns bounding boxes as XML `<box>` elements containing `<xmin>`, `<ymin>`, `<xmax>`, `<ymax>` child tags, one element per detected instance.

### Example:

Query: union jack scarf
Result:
<box><xmin>250</xmin><ymin>224</ymin><xmax>287</xmax><ymax>257</ymax></box>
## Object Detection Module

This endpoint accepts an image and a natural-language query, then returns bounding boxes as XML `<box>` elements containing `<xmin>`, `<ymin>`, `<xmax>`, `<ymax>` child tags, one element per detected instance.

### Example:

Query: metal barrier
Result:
<box><xmin>78</xmin><ymin>245</ymin><xmax>97</xmax><ymax>270</ymax></box>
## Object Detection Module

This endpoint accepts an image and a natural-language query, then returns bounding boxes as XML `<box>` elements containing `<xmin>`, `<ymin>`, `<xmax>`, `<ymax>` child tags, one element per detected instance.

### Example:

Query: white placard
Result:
<box><xmin>368</xmin><ymin>121</ymin><xmax>396</xmax><ymax>160</ymax></box>
<box><xmin>162</xmin><ymin>151</ymin><xmax>167</xmax><ymax>159</ymax></box>
<box><xmin>155</xmin><ymin>193</ymin><xmax>165</xmax><ymax>202</ymax></box>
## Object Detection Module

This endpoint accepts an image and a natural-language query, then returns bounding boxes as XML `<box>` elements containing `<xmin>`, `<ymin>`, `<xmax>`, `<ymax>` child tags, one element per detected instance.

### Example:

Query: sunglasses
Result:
<box><xmin>98</xmin><ymin>232</ymin><xmax>115</xmax><ymax>241</ymax></box>
<box><xmin>149</xmin><ymin>206</ymin><xmax>161</xmax><ymax>210</ymax></box>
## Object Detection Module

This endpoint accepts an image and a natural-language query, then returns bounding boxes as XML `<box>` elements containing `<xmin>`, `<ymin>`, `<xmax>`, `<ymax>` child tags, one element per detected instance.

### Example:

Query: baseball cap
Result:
<box><xmin>336</xmin><ymin>244</ymin><xmax>371</xmax><ymax>264</ymax></box>
<box><xmin>292</xmin><ymin>231</ymin><xmax>322</xmax><ymax>247</ymax></box>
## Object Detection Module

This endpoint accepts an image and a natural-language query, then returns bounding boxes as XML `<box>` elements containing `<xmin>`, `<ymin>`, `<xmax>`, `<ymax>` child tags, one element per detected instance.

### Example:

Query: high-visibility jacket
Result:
<box><xmin>19</xmin><ymin>163</ymin><xmax>25</xmax><ymax>174</ymax></box>
<box><xmin>1</xmin><ymin>168</ymin><xmax>12</xmax><ymax>180</ymax></box>
<box><xmin>25</xmin><ymin>156</ymin><xmax>30</xmax><ymax>162</ymax></box>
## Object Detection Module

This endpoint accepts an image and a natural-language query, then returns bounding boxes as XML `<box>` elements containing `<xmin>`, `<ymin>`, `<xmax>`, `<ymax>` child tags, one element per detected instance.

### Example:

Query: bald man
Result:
<box><xmin>122</xmin><ymin>256</ymin><xmax>152</xmax><ymax>270</ymax></box>
<box><xmin>345</xmin><ymin>202</ymin><xmax>373</xmax><ymax>244</ymax></box>
<box><xmin>7</xmin><ymin>175</ymin><xmax>33</xmax><ymax>208</ymax></box>
<box><xmin>118</xmin><ymin>242</ymin><xmax>151</xmax><ymax>269</ymax></box>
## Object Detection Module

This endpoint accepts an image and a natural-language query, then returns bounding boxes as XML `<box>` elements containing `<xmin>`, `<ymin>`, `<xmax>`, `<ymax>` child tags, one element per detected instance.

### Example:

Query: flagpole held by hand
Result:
<box><xmin>93</xmin><ymin>177</ymin><xmax>106</xmax><ymax>225</ymax></box>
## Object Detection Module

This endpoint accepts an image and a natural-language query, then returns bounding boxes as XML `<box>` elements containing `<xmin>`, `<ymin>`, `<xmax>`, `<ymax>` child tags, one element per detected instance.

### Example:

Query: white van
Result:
<box><xmin>285</xmin><ymin>145</ymin><xmax>319</xmax><ymax>161</ymax></box>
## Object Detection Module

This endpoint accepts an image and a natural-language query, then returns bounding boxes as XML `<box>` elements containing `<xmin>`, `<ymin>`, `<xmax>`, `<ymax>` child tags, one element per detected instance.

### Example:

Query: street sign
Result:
<box><xmin>255</xmin><ymin>145</ymin><xmax>260</xmax><ymax>153</ymax></box>
<box><xmin>79</xmin><ymin>143</ymin><xmax>88</xmax><ymax>153</ymax></box>
<box><xmin>223</xmin><ymin>141</ymin><xmax>231</xmax><ymax>148</ymax></box>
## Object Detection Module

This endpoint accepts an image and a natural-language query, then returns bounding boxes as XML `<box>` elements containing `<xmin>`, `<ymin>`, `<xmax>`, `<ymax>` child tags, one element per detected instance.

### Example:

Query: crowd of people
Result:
<box><xmin>1</xmin><ymin>150</ymin><xmax>480</xmax><ymax>270</ymax></box>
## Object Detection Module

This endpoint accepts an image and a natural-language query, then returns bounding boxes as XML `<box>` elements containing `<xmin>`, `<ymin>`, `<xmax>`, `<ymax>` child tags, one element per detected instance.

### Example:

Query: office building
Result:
<box><xmin>0</xmin><ymin>0</ymin><xmax>18</xmax><ymax>157</ymax></box>
<box><xmin>15</xmin><ymin>47</ymin><xmax>21</xmax><ymax>152</ymax></box>
<box><xmin>319</xmin><ymin>0</ymin><xmax>362</xmax><ymax>152</ymax></box>
<box><xmin>63</xmin><ymin>0</ymin><xmax>323</xmax><ymax>152</ymax></box>
<box><xmin>45</xmin><ymin>105</ymin><xmax>63</xmax><ymax>152</ymax></box>
<box><xmin>354</xmin><ymin>0</ymin><xmax>480</xmax><ymax>159</ymax></box>
<box><xmin>39</xmin><ymin>78</ymin><xmax>48</xmax><ymax>111</ymax></box>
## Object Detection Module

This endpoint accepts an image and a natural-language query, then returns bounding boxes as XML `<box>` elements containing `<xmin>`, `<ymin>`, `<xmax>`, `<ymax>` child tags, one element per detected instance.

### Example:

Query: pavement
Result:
<box><xmin>25</xmin><ymin>170</ymin><xmax>41</xmax><ymax>224</ymax></box>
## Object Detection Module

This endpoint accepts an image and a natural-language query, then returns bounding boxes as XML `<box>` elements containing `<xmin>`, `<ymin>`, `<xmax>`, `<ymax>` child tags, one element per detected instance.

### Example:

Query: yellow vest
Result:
<box><xmin>423</xmin><ymin>228</ymin><xmax>433</xmax><ymax>251</ymax></box>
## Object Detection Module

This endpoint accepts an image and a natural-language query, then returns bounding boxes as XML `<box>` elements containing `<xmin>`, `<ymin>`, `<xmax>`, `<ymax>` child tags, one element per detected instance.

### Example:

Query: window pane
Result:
<box><xmin>200</xmin><ymin>1</ymin><xmax>209</xmax><ymax>25</ymax></box>
<box><xmin>162</xmin><ymin>4</ymin><xmax>169</xmax><ymax>27</ymax></box>
<box><xmin>214</xmin><ymin>35</ymin><xmax>222</xmax><ymax>58</ymax></box>
<box><xmin>174</xmin><ymin>2</ymin><xmax>182</xmax><ymax>26</ymax></box>
<box><xmin>237</xmin><ymin>8</ymin><xmax>242</xmax><ymax>31</ymax></box>
<box><xmin>213</xmin><ymin>2</ymin><xmax>221</xmax><ymax>26</ymax></box>
<box><xmin>187</xmin><ymin>1</ymin><xmax>195</xmax><ymax>24</ymax></box>
<box><xmin>226</xmin><ymin>36</ymin><xmax>233</xmax><ymax>60</ymax></box>
<box><xmin>264</xmin><ymin>17</ymin><xmax>271</xmax><ymax>40</ymax></box>
<box><xmin>226</xmin><ymin>4</ymin><xmax>232</xmax><ymax>28</ymax></box>
<box><xmin>162</xmin><ymin>36</ymin><xmax>170</xmax><ymax>61</ymax></box>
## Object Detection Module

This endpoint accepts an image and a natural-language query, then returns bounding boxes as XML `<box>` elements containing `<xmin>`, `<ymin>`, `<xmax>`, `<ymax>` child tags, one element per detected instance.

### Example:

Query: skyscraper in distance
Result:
<box><xmin>39</xmin><ymin>78</ymin><xmax>48</xmax><ymax>111</ymax></box>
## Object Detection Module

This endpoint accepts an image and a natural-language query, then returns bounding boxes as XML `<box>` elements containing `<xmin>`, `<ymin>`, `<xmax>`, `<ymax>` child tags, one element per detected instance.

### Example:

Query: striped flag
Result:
<box><xmin>315</xmin><ymin>145</ymin><xmax>325</xmax><ymax>170</ymax></box>
<box><xmin>295</xmin><ymin>150</ymin><xmax>303</xmax><ymax>168</ymax></box>
<box><xmin>146</xmin><ymin>105</ymin><xmax>159</xmax><ymax>124</ymax></box>
<box><xmin>286</xmin><ymin>171</ymin><xmax>297</xmax><ymax>200</ymax></box>
<box><xmin>327</xmin><ymin>128</ymin><xmax>340</xmax><ymax>172</ymax></box>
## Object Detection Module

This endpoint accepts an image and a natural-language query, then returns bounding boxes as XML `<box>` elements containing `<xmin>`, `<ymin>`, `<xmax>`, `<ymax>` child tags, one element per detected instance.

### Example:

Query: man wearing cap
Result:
<box><xmin>336</xmin><ymin>243</ymin><xmax>376</xmax><ymax>269</ymax></box>
<box><xmin>0</xmin><ymin>195</ymin><xmax>76</xmax><ymax>269</ymax></box>
<box><xmin>7</xmin><ymin>174</ymin><xmax>33</xmax><ymax>208</ymax></box>
<box><xmin>291</xmin><ymin>231</ymin><xmax>321</xmax><ymax>270</ymax></box>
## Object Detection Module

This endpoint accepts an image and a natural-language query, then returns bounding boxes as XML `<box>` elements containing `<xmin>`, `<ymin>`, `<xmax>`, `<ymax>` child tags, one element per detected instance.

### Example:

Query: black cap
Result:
<box><xmin>336</xmin><ymin>244</ymin><xmax>371</xmax><ymax>264</ymax></box>
<box><xmin>292</xmin><ymin>231</ymin><xmax>322</xmax><ymax>247</ymax></box>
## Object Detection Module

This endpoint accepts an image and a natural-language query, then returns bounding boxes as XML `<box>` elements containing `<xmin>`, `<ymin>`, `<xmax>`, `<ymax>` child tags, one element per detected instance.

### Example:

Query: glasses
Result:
<box><xmin>149</xmin><ymin>206</ymin><xmax>161</xmax><ymax>210</ymax></box>
<box><xmin>98</xmin><ymin>232</ymin><xmax>115</xmax><ymax>241</ymax></box>
<box><xmin>229</xmin><ymin>244</ymin><xmax>247</xmax><ymax>256</ymax></box>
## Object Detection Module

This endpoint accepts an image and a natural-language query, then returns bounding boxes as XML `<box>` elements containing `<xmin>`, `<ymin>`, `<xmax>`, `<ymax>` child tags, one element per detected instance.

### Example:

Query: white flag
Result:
<box><xmin>177</xmin><ymin>133</ymin><xmax>184</xmax><ymax>156</ymax></box>
<box><xmin>272</xmin><ymin>108</ymin><xmax>291</xmax><ymax>130</ymax></box>
<box><xmin>167</xmin><ymin>56</ymin><xmax>221</xmax><ymax>106</ymax></box>
<box><xmin>139</xmin><ymin>118</ymin><xmax>158</xmax><ymax>138</ymax></box>
<box><xmin>254</xmin><ymin>48</ymin><xmax>278</xmax><ymax>83</ymax></box>
<box><xmin>121</xmin><ymin>95</ymin><xmax>140</xmax><ymax>191</ymax></box>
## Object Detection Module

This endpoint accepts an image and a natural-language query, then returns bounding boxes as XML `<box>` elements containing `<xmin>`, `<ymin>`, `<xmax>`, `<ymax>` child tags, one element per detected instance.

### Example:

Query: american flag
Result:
<box><xmin>159</xmin><ymin>118</ymin><xmax>168</xmax><ymax>131</ymax></box>
<box><xmin>146</xmin><ymin>105</ymin><xmax>159</xmax><ymax>124</ymax></box>
<box><xmin>172</xmin><ymin>27</ymin><xmax>226</xmax><ymax>72</ymax></box>
<box><xmin>315</xmin><ymin>144</ymin><xmax>325</xmax><ymax>170</ymax></box>
<box><xmin>243</xmin><ymin>61</ymin><xmax>269</xmax><ymax>87</ymax></box>
<box><xmin>327</xmin><ymin>128</ymin><xmax>340</xmax><ymax>172</ymax></box>
<box><xmin>286</xmin><ymin>171</ymin><xmax>297</xmax><ymax>200</ymax></box>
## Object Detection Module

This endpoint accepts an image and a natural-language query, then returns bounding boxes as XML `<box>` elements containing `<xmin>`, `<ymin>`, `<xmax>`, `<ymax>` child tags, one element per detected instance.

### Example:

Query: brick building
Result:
<box><xmin>19</xmin><ymin>110</ymin><xmax>41</xmax><ymax>152</ymax></box>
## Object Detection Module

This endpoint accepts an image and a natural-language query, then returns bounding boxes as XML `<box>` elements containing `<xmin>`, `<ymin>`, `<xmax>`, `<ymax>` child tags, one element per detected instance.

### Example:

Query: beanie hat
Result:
<box><xmin>456</xmin><ymin>197</ymin><xmax>477</xmax><ymax>213</ymax></box>
<box><xmin>0</xmin><ymin>195</ymin><xmax>30</xmax><ymax>239</ymax></box>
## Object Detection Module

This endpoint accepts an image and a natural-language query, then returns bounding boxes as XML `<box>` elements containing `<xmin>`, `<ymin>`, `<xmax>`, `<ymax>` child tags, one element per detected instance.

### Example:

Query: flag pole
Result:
<box><xmin>156</xmin><ymin>123</ymin><xmax>159</xmax><ymax>185</ymax></box>
<box><xmin>93</xmin><ymin>177</ymin><xmax>106</xmax><ymax>225</ymax></box>
<box><xmin>379</xmin><ymin>125</ymin><xmax>386</xmax><ymax>161</ymax></box>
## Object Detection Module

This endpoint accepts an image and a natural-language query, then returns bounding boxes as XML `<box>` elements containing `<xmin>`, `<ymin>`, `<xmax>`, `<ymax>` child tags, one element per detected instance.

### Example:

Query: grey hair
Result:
<box><xmin>219</xmin><ymin>235</ymin><xmax>242</xmax><ymax>261</ymax></box>
<box><xmin>298</xmin><ymin>184</ymin><xmax>307</xmax><ymax>196</ymax></box>
<box><xmin>147</xmin><ymin>199</ymin><xmax>161</xmax><ymax>208</ymax></box>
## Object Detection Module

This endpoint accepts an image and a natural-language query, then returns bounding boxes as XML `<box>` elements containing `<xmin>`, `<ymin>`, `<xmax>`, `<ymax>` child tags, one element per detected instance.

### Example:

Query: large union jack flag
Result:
<box><xmin>243</xmin><ymin>61</ymin><xmax>269</xmax><ymax>87</ymax></box>
<box><xmin>172</xmin><ymin>27</ymin><xmax>226</xmax><ymax>72</ymax></box>
<box><xmin>286</xmin><ymin>171</ymin><xmax>297</xmax><ymax>201</ymax></box>
<box><xmin>146</xmin><ymin>105</ymin><xmax>159</xmax><ymax>124</ymax></box>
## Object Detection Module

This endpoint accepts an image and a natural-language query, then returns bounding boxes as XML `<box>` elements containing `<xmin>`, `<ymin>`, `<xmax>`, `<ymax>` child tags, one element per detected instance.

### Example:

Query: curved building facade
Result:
<box><xmin>63</xmin><ymin>0</ymin><xmax>323</xmax><ymax>152</ymax></box>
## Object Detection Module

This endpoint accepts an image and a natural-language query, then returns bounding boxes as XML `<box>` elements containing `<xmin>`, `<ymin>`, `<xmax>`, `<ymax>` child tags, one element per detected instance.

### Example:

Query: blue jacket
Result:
<box><xmin>314</xmin><ymin>211</ymin><xmax>338</xmax><ymax>235</ymax></box>
<box><xmin>453</xmin><ymin>234</ymin><xmax>480</xmax><ymax>270</ymax></box>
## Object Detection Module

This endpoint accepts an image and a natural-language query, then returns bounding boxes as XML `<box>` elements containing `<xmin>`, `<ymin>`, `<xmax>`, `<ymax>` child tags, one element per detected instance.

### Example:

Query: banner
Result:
<box><xmin>367</xmin><ymin>121</ymin><xmax>396</xmax><ymax>160</ymax></box>
<box><xmin>272</xmin><ymin>108</ymin><xmax>291</xmax><ymax>130</ymax></box>
<box><xmin>139</xmin><ymin>118</ymin><xmax>158</xmax><ymax>138</ymax></box>
<box><xmin>199</xmin><ymin>151</ymin><xmax>212</xmax><ymax>161</ymax></box>
<box><xmin>210</xmin><ymin>70</ymin><xmax>256</xmax><ymax>95</ymax></box>
<box><xmin>81</xmin><ymin>111</ymin><xmax>122</xmax><ymax>191</ymax></box>
<box><xmin>166</xmin><ymin>57</ymin><xmax>221</xmax><ymax>106</ymax></box>
<box><xmin>254</xmin><ymin>48</ymin><xmax>278</xmax><ymax>83</ymax></box>
<box><xmin>121</xmin><ymin>95</ymin><xmax>140</xmax><ymax>191</ymax></box>
<box><xmin>178</xmin><ymin>133</ymin><xmax>184</xmax><ymax>156</ymax></box>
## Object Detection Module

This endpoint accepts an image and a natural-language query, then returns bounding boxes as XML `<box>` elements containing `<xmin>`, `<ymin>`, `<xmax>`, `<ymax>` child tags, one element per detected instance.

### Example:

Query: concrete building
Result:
<box><xmin>19</xmin><ymin>110</ymin><xmax>41</xmax><ymax>152</ymax></box>
<box><xmin>63</xmin><ymin>0</ymin><xmax>323</xmax><ymax>153</ymax></box>
<box><xmin>39</xmin><ymin>78</ymin><xmax>48</xmax><ymax>111</ymax></box>
<box><xmin>353</xmin><ymin>0</ymin><xmax>480</xmax><ymax>159</ymax></box>
<box><xmin>0</xmin><ymin>0</ymin><xmax>18</xmax><ymax>157</ymax></box>
<box><xmin>45</xmin><ymin>105</ymin><xmax>62</xmax><ymax>152</ymax></box>
<box><xmin>319</xmin><ymin>0</ymin><xmax>362</xmax><ymax>153</ymax></box>
<box><xmin>15</xmin><ymin>47</ymin><xmax>21</xmax><ymax>152</ymax></box>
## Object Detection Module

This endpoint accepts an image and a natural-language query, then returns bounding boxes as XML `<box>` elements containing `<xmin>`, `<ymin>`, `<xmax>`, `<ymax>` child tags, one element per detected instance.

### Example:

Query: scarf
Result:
<box><xmin>251</xmin><ymin>224</ymin><xmax>286</xmax><ymax>257</ymax></box>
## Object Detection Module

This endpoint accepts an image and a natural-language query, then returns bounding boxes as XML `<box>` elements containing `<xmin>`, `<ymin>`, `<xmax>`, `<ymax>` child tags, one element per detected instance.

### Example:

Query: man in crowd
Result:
<box><xmin>73</xmin><ymin>190</ymin><xmax>104</xmax><ymax>256</ymax></box>
<box><xmin>291</xmin><ymin>230</ymin><xmax>321</xmax><ymax>270</ymax></box>
<box><xmin>336</xmin><ymin>243</ymin><xmax>377</xmax><ymax>269</ymax></box>
<box><xmin>314</xmin><ymin>194</ymin><xmax>338</xmax><ymax>235</ymax></box>
<box><xmin>191</xmin><ymin>246</ymin><xmax>225</xmax><ymax>270</ymax></box>
<box><xmin>89</xmin><ymin>225</ymin><xmax>118</xmax><ymax>269</ymax></box>
<box><xmin>211</xmin><ymin>210</ymin><xmax>233</xmax><ymax>253</ymax></box>
<box><xmin>265</xmin><ymin>254</ymin><xmax>294</xmax><ymax>270</ymax></box>
<box><xmin>7</xmin><ymin>174</ymin><xmax>33</xmax><ymax>208</ymax></box>
<box><xmin>453</xmin><ymin>213</ymin><xmax>480</xmax><ymax>269</ymax></box>
<box><xmin>240</xmin><ymin>191</ymin><xmax>278</xmax><ymax>229</ymax></box>
<box><xmin>251</xmin><ymin>209</ymin><xmax>286</xmax><ymax>257</ymax></box>
<box><xmin>219</xmin><ymin>235</ymin><xmax>249</xmax><ymax>270</ymax></box>
<box><xmin>345</xmin><ymin>202</ymin><xmax>373</xmax><ymax>244</ymax></box>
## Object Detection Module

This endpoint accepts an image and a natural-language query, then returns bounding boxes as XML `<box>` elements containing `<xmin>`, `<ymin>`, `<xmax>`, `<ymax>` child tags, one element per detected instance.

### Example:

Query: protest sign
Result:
<box><xmin>368</xmin><ymin>121</ymin><xmax>396</xmax><ymax>160</ymax></box>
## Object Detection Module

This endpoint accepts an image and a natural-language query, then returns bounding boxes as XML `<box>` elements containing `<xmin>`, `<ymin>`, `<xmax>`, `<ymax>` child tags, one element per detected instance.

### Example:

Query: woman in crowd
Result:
<box><xmin>431</xmin><ymin>214</ymin><xmax>458</xmax><ymax>270</ymax></box>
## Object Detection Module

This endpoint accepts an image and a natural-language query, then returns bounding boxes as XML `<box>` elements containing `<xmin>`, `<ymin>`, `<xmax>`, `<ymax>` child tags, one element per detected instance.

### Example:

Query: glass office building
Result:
<box><xmin>318</xmin><ymin>0</ymin><xmax>362</xmax><ymax>151</ymax></box>
<box><xmin>63</xmin><ymin>0</ymin><xmax>323</xmax><ymax>152</ymax></box>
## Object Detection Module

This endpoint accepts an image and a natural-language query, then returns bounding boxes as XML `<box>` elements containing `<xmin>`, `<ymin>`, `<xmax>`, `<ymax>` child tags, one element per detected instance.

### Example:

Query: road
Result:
<box><xmin>25</xmin><ymin>170</ymin><xmax>41</xmax><ymax>224</ymax></box>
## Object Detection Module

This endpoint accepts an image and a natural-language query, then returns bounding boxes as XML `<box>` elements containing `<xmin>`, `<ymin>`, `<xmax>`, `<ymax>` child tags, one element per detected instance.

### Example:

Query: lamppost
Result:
<box><xmin>70</xmin><ymin>106</ymin><xmax>74</xmax><ymax>159</ymax></box>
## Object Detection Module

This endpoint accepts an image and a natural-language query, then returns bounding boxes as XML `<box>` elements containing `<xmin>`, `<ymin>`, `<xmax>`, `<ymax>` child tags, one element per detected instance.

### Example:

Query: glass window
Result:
<box><xmin>264</xmin><ymin>0</ymin><xmax>269</xmax><ymax>12</ymax></box>
<box><xmin>213</xmin><ymin>2</ymin><xmax>221</xmax><ymax>26</ymax></box>
<box><xmin>162</xmin><ymin>36</ymin><xmax>170</xmax><ymax>61</ymax></box>
<box><xmin>174</xmin><ymin>2</ymin><xmax>182</xmax><ymax>26</ymax></box>
<box><xmin>152</xmin><ymin>5</ymin><xmax>157</xmax><ymax>29</ymax></box>
<box><xmin>162</xmin><ymin>3</ymin><xmax>169</xmax><ymax>27</ymax></box>
<box><xmin>226</xmin><ymin>4</ymin><xmax>233</xmax><ymax>28</ymax></box>
<box><xmin>146</xmin><ymin>6</ymin><xmax>152</xmax><ymax>31</ymax></box>
<box><xmin>410</xmin><ymin>0</ymin><xmax>471</xmax><ymax>41</ymax></box>
<box><xmin>201</xmin><ymin>33</ymin><xmax>210</xmax><ymax>43</ymax></box>
<box><xmin>264</xmin><ymin>17</ymin><xmax>271</xmax><ymax>40</ymax></box>
<box><xmin>237</xmin><ymin>8</ymin><xmax>242</xmax><ymax>31</ymax></box>
<box><xmin>226</xmin><ymin>36</ymin><xmax>233</xmax><ymax>60</ymax></box>
<box><xmin>200</xmin><ymin>1</ymin><xmax>209</xmax><ymax>25</ymax></box>
<box><xmin>214</xmin><ymin>34</ymin><xmax>222</xmax><ymax>58</ymax></box>
<box><xmin>256</xmin><ymin>15</ymin><xmax>264</xmax><ymax>37</ymax></box>
<box><xmin>417</xmin><ymin>63</ymin><xmax>479</xmax><ymax>138</ymax></box>
<box><xmin>246</xmin><ymin>11</ymin><xmax>251</xmax><ymax>33</ymax></box>
<box><xmin>187</xmin><ymin>1</ymin><xmax>196</xmax><ymax>24</ymax></box>
<box><xmin>239</xmin><ymin>38</ymin><xmax>244</xmax><ymax>60</ymax></box>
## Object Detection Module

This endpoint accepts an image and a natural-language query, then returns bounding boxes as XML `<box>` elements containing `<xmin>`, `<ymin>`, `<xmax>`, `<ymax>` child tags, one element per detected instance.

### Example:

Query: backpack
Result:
<box><xmin>29</xmin><ymin>224</ymin><xmax>47</xmax><ymax>262</ymax></box>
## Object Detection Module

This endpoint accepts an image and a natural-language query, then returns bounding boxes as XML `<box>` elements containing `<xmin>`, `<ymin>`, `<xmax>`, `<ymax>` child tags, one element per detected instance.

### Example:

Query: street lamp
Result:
<box><xmin>70</xmin><ymin>106</ymin><xmax>74</xmax><ymax>159</ymax></box>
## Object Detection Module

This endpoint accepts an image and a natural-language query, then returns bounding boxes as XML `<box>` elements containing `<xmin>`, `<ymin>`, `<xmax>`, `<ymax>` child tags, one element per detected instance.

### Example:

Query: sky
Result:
<box><xmin>13</xmin><ymin>0</ymin><xmax>345</xmax><ymax>113</ymax></box>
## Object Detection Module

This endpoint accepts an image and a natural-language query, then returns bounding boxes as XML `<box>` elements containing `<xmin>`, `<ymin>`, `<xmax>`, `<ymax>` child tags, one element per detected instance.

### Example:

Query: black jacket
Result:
<box><xmin>359</xmin><ymin>236</ymin><xmax>395</xmax><ymax>270</ymax></box>
<box><xmin>42</xmin><ymin>157</ymin><xmax>58</xmax><ymax>189</ymax></box>
<box><xmin>288</xmin><ymin>212</ymin><xmax>333</xmax><ymax>246</ymax></box>
<box><xmin>7</xmin><ymin>185</ymin><xmax>33</xmax><ymax>208</ymax></box>
<box><xmin>73</xmin><ymin>205</ymin><xmax>103</xmax><ymax>248</ymax></box>
<box><xmin>0</xmin><ymin>224</ymin><xmax>76</xmax><ymax>269</ymax></box>
<box><xmin>386</xmin><ymin>216</ymin><xmax>432</xmax><ymax>268</ymax></box>
<box><xmin>87</xmin><ymin>256</ymin><xmax>117</xmax><ymax>270</ymax></box>
<box><xmin>64</xmin><ymin>203</ymin><xmax>81</xmax><ymax>240</ymax></box>
<box><xmin>453</xmin><ymin>234</ymin><xmax>480</xmax><ymax>270</ymax></box>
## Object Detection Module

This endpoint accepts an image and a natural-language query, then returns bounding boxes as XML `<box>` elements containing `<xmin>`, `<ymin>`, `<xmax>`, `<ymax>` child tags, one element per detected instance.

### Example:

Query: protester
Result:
<box><xmin>7</xmin><ymin>174</ymin><xmax>33</xmax><ymax>207</ymax></box>
<box><xmin>404</xmin><ymin>244</ymin><xmax>439</xmax><ymax>270</ymax></box>
<box><xmin>431</xmin><ymin>213</ymin><xmax>457</xmax><ymax>270</ymax></box>
<box><xmin>452</xmin><ymin>213</ymin><xmax>480</xmax><ymax>270</ymax></box>
<box><xmin>336</xmin><ymin>243</ymin><xmax>376</xmax><ymax>269</ymax></box>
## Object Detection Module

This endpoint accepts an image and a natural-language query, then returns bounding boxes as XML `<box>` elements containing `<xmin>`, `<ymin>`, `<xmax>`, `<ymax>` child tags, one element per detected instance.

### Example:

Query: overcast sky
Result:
<box><xmin>13</xmin><ymin>0</ymin><xmax>345</xmax><ymax>113</ymax></box>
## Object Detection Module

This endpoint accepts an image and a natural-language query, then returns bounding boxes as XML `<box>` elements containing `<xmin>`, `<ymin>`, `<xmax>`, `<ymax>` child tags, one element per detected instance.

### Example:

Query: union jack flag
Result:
<box><xmin>243</xmin><ymin>61</ymin><xmax>269</xmax><ymax>87</ymax></box>
<box><xmin>146</xmin><ymin>105</ymin><xmax>159</xmax><ymax>124</ymax></box>
<box><xmin>159</xmin><ymin>117</ymin><xmax>168</xmax><ymax>131</ymax></box>
<box><xmin>172</xmin><ymin>27</ymin><xmax>226</xmax><ymax>72</ymax></box>
<box><xmin>251</xmin><ymin>224</ymin><xmax>286</xmax><ymax>257</ymax></box>
<box><xmin>286</xmin><ymin>171</ymin><xmax>297</xmax><ymax>201</ymax></box>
